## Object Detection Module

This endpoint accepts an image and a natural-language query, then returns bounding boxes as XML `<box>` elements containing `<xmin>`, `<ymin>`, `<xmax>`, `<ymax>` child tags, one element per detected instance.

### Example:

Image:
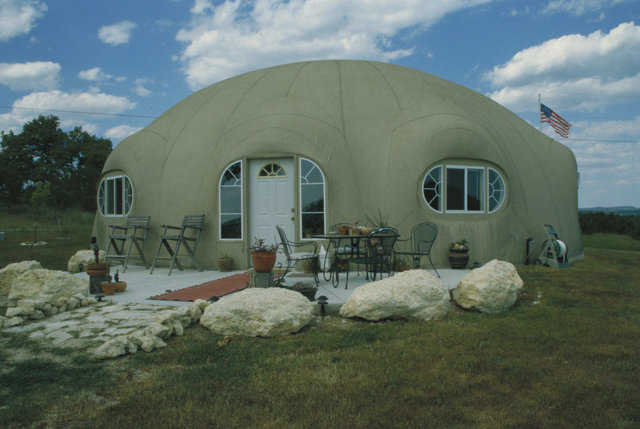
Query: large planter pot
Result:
<box><xmin>448</xmin><ymin>249</ymin><xmax>469</xmax><ymax>269</ymax></box>
<box><xmin>252</xmin><ymin>251</ymin><xmax>277</xmax><ymax>273</ymax></box>
<box><xmin>217</xmin><ymin>257</ymin><xmax>233</xmax><ymax>272</ymax></box>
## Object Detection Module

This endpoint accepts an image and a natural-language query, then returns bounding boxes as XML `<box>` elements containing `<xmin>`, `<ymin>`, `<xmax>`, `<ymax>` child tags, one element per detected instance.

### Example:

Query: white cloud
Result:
<box><xmin>0</xmin><ymin>89</ymin><xmax>136</xmax><ymax>134</ymax></box>
<box><xmin>105</xmin><ymin>124</ymin><xmax>142</xmax><ymax>140</ymax></box>
<box><xmin>0</xmin><ymin>61</ymin><xmax>60</xmax><ymax>91</ymax></box>
<box><xmin>133</xmin><ymin>85</ymin><xmax>151</xmax><ymax>97</ymax></box>
<box><xmin>549</xmin><ymin>116</ymin><xmax>640</xmax><ymax>206</ymax></box>
<box><xmin>543</xmin><ymin>0</ymin><xmax>629</xmax><ymax>15</ymax></box>
<box><xmin>486</xmin><ymin>22</ymin><xmax>640</xmax><ymax>86</ymax></box>
<box><xmin>78</xmin><ymin>67</ymin><xmax>113</xmax><ymax>82</ymax></box>
<box><xmin>98</xmin><ymin>20</ymin><xmax>137</xmax><ymax>46</ymax></box>
<box><xmin>486</xmin><ymin>22</ymin><xmax>640</xmax><ymax>112</ymax></box>
<box><xmin>176</xmin><ymin>0</ymin><xmax>492</xmax><ymax>90</ymax></box>
<box><xmin>0</xmin><ymin>0</ymin><xmax>46</xmax><ymax>42</ymax></box>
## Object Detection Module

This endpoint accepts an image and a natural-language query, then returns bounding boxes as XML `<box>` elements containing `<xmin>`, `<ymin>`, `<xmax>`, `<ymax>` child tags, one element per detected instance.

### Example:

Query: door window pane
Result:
<box><xmin>219</xmin><ymin>161</ymin><xmax>243</xmax><ymax>239</ymax></box>
<box><xmin>299</xmin><ymin>158</ymin><xmax>325</xmax><ymax>239</ymax></box>
<box><xmin>220</xmin><ymin>214</ymin><xmax>242</xmax><ymax>239</ymax></box>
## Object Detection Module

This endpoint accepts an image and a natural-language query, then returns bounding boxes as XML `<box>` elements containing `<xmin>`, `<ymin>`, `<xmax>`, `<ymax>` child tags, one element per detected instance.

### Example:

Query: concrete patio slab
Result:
<box><xmin>76</xmin><ymin>265</ymin><xmax>470</xmax><ymax>306</ymax></box>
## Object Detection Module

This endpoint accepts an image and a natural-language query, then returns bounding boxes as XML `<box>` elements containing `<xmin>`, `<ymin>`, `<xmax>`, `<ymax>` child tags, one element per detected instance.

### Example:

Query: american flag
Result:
<box><xmin>540</xmin><ymin>103</ymin><xmax>571</xmax><ymax>138</ymax></box>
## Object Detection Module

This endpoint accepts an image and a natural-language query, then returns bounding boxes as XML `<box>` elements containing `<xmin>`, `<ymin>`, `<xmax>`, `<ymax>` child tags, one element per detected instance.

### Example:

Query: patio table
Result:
<box><xmin>312</xmin><ymin>232</ymin><xmax>397</xmax><ymax>289</ymax></box>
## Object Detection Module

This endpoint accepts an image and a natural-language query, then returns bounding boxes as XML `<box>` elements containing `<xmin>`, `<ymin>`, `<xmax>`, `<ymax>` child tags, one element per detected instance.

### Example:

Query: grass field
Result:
<box><xmin>0</xmin><ymin>209</ymin><xmax>94</xmax><ymax>271</ymax></box>
<box><xmin>1</xmin><ymin>218</ymin><xmax>639</xmax><ymax>428</ymax></box>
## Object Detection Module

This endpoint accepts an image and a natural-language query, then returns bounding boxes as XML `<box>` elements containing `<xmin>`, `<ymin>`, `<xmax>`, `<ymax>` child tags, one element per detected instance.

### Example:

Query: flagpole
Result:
<box><xmin>537</xmin><ymin>93</ymin><xmax>542</xmax><ymax>132</ymax></box>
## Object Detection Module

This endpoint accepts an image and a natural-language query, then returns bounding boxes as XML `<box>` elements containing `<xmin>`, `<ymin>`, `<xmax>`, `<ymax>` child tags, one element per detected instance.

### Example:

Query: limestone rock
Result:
<box><xmin>0</xmin><ymin>260</ymin><xmax>42</xmax><ymax>295</ymax></box>
<box><xmin>129</xmin><ymin>331</ymin><xmax>167</xmax><ymax>353</ymax></box>
<box><xmin>144</xmin><ymin>322</ymin><xmax>172</xmax><ymax>340</ymax></box>
<box><xmin>193</xmin><ymin>298</ymin><xmax>209</xmax><ymax>312</ymax></box>
<box><xmin>339</xmin><ymin>269</ymin><xmax>450</xmax><ymax>321</ymax></box>
<box><xmin>452</xmin><ymin>259</ymin><xmax>524</xmax><ymax>314</ymax></box>
<box><xmin>9</xmin><ymin>269</ymin><xmax>88</xmax><ymax>307</ymax></box>
<box><xmin>200</xmin><ymin>288</ymin><xmax>314</xmax><ymax>337</ymax></box>
<box><xmin>93</xmin><ymin>336</ymin><xmax>137</xmax><ymax>359</ymax></box>
<box><xmin>7</xmin><ymin>316</ymin><xmax>24</xmax><ymax>327</ymax></box>
<box><xmin>67</xmin><ymin>249</ymin><xmax>106</xmax><ymax>273</ymax></box>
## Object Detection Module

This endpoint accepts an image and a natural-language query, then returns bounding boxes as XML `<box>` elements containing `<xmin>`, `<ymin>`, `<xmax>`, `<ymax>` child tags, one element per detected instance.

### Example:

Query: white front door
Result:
<box><xmin>249</xmin><ymin>158</ymin><xmax>295</xmax><ymax>263</ymax></box>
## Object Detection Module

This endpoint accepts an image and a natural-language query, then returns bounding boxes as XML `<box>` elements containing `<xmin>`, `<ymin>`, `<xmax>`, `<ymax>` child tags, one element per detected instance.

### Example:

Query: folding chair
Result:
<box><xmin>150</xmin><ymin>214</ymin><xmax>205</xmax><ymax>275</ymax></box>
<box><xmin>104</xmin><ymin>216</ymin><xmax>151</xmax><ymax>272</ymax></box>
<box><xmin>275</xmin><ymin>225</ymin><xmax>319</xmax><ymax>287</ymax></box>
<box><xmin>393</xmin><ymin>222</ymin><xmax>440</xmax><ymax>278</ymax></box>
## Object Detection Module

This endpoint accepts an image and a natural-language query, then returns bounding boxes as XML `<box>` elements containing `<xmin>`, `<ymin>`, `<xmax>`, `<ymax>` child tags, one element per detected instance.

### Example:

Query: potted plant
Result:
<box><xmin>448</xmin><ymin>239</ymin><xmax>469</xmax><ymax>269</ymax></box>
<box><xmin>250</xmin><ymin>238</ymin><xmax>279</xmax><ymax>273</ymax></box>
<box><xmin>217</xmin><ymin>254</ymin><xmax>234</xmax><ymax>272</ymax></box>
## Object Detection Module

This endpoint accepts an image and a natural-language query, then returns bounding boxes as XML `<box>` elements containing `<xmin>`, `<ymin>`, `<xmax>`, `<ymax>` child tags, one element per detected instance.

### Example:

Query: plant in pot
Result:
<box><xmin>250</xmin><ymin>238</ymin><xmax>279</xmax><ymax>273</ymax></box>
<box><xmin>448</xmin><ymin>239</ymin><xmax>469</xmax><ymax>269</ymax></box>
<box><xmin>217</xmin><ymin>254</ymin><xmax>234</xmax><ymax>272</ymax></box>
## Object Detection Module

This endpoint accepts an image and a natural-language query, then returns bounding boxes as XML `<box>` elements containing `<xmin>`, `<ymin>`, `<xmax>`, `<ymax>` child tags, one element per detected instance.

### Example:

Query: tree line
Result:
<box><xmin>579</xmin><ymin>212</ymin><xmax>640</xmax><ymax>240</ymax></box>
<box><xmin>0</xmin><ymin>115</ymin><xmax>112</xmax><ymax>211</ymax></box>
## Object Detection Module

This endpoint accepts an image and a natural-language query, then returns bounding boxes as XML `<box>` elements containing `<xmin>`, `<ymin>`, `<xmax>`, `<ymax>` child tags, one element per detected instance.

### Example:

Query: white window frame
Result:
<box><xmin>421</xmin><ymin>165</ymin><xmax>443</xmax><ymax>213</ymax></box>
<box><xmin>97</xmin><ymin>175</ymin><xmax>133</xmax><ymax>217</ymax></box>
<box><xmin>299</xmin><ymin>157</ymin><xmax>326</xmax><ymax>241</ymax></box>
<box><xmin>445</xmin><ymin>165</ymin><xmax>485</xmax><ymax>213</ymax></box>
<box><xmin>487</xmin><ymin>167</ymin><xmax>506</xmax><ymax>213</ymax></box>
<box><xmin>219</xmin><ymin>160</ymin><xmax>243</xmax><ymax>241</ymax></box>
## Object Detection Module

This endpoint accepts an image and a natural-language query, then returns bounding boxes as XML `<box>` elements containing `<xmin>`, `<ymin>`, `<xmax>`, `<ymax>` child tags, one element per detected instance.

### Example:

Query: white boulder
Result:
<box><xmin>9</xmin><ymin>269</ymin><xmax>89</xmax><ymax>307</ymax></box>
<box><xmin>67</xmin><ymin>249</ymin><xmax>106</xmax><ymax>273</ymax></box>
<box><xmin>452</xmin><ymin>259</ymin><xmax>524</xmax><ymax>314</ymax></box>
<box><xmin>339</xmin><ymin>269</ymin><xmax>450</xmax><ymax>321</ymax></box>
<box><xmin>93</xmin><ymin>336</ymin><xmax>138</xmax><ymax>359</ymax></box>
<box><xmin>200</xmin><ymin>288</ymin><xmax>314</xmax><ymax>337</ymax></box>
<box><xmin>0</xmin><ymin>260</ymin><xmax>42</xmax><ymax>295</ymax></box>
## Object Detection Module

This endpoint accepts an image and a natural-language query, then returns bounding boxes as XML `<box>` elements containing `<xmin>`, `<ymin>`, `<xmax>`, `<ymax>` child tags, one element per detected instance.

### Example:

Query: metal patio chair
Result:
<box><xmin>150</xmin><ymin>214</ymin><xmax>205</xmax><ymax>276</ymax></box>
<box><xmin>352</xmin><ymin>227</ymin><xmax>400</xmax><ymax>281</ymax></box>
<box><xmin>275</xmin><ymin>225</ymin><xmax>319</xmax><ymax>287</ymax></box>
<box><xmin>104</xmin><ymin>216</ymin><xmax>151</xmax><ymax>272</ymax></box>
<box><xmin>393</xmin><ymin>221</ymin><xmax>440</xmax><ymax>278</ymax></box>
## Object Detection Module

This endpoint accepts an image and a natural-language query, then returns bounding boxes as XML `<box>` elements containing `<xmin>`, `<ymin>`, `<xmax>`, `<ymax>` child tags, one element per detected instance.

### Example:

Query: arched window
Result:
<box><xmin>98</xmin><ymin>175</ymin><xmax>133</xmax><ymax>216</ymax></box>
<box><xmin>299</xmin><ymin>158</ymin><xmax>326</xmax><ymax>239</ymax></box>
<box><xmin>219</xmin><ymin>160</ymin><xmax>243</xmax><ymax>240</ymax></box>
<box><xmin>258</xmin><ymin>162</ymin><xmax>286</xmax><ymax>177</ymax></box>
<box><xmin>422</xmin><ymin>163</ymin><xmax>506</xmax><ymax>214</ymax></box>
<box><xmin>487</xmin><ymin>168</ymin><xmax>506</xmax><ymax>213</ymax></box>
<box><xmin>422</xmin><ymin>165</ymin><xmax>442</xmax><ymax>212</ymax></box>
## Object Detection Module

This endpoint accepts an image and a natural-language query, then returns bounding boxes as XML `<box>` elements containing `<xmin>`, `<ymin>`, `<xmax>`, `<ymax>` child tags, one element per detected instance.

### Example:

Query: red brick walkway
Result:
<box><xmin>150</xmin><ymin>273</ymin><xmax>249</xmax><ymax>302</ymax></box>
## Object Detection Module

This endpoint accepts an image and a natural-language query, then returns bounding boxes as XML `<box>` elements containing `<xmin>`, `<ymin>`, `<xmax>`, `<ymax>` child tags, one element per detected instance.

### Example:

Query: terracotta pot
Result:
<box><xmin>252</xmin><ymin>251</ymin><xmax>277</xmax><ymax>273</ymax></box>
<box><xmin>87</xmin><ymin>263</ymin><xmax>109</xmax><ymax>277</ymax></box>
<box><xmin>448</xmin><ymin>249</ymin><xmax>469</xmax><ymax>269</ymax></box>
<box><xmin>113</xmin><ymin>281</ymin><xmax>127</xmax><ymax>293</ymax></box>
<box><xmin>337</xmin><ymin>225</ymin><xmax>351</xmax><ymax>235</ymax></box>
<box><xmin>217</xmin><ymin>257</ymin><xmax>234</xmax><ymax>272</ymax></box>
<box><xmin>101</xmin><ymin>281</ymin><xmax>117</xmax><ymax>296</ymax></box>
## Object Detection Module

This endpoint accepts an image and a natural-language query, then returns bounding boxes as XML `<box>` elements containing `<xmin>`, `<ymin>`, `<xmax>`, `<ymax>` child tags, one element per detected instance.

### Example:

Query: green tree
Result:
<box><xmin>0</xmin><ymin>115</ymin><xmax>112</xmax><ymax>210</ymax></box>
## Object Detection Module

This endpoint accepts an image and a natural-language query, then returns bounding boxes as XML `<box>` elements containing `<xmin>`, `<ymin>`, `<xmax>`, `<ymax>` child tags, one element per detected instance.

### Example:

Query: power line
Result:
<box><xmin>0</xmin><ymin>105</ymin><xmax>157</xmax><ymax>119</ymax></box>
<box><xmin>566</xmin><ymin>137</ymin><xmax>638</xmax><ymax>143</ymax></box>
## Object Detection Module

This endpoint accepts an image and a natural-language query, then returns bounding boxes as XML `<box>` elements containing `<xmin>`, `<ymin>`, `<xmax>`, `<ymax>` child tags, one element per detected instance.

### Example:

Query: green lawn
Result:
<box><xmin>1</xmin><ymin>230</ymin><xmax>639</xmax><ymax>428</ymax></box>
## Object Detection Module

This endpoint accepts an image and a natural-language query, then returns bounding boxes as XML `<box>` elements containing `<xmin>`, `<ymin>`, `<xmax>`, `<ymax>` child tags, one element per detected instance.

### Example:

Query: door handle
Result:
<box><xmin>291</xmin><ymin>208</ymin><xmax>295</xmax><ymax>213</ymax></box>
<box><xmin>291</xmin><ymin>217</ymin><xmax>295</xmax><ymax>221</ymax></box>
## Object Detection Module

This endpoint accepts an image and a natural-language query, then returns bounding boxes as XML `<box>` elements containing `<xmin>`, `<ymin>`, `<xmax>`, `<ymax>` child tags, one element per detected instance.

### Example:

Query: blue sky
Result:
<box><xmin>1</xmin><ymin>0</ymin><xmax>639</xmax><ymax>208</ymax></box>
